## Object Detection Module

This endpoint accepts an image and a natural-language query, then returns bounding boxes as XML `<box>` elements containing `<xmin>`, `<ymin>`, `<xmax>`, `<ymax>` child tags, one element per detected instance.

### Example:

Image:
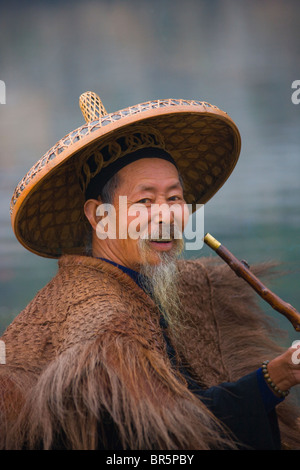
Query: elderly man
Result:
<box><xmin>1</xmin><ymin>92</ymin><xmax>300</xmax><ymax>450</ymax></box>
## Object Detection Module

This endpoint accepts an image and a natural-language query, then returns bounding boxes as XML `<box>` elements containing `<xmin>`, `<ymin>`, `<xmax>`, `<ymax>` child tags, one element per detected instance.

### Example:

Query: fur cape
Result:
<box><xmin>0</xmin><ymin>255</ymin><xmax>299</xmax><ymax>450</ymax></box>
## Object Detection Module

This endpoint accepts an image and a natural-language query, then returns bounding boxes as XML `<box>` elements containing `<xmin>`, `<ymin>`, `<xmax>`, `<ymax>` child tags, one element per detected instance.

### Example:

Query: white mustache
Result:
<box><xmin>140</xmin><ymin>223</ymin><xmax>183</xmax><ymax>241</ymax></box>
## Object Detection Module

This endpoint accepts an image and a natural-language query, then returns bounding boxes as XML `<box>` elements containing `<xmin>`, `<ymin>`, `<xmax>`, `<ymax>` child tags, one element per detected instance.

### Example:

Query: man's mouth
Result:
<box><xmin>144</xmin><ymin>225</ymin><xmax>181</xmax><ymax>251</ymax></box>
<box><xmin>148</xmin><ymin>238</ymin><xmax>174</xmax><ymax>251</ymax></box>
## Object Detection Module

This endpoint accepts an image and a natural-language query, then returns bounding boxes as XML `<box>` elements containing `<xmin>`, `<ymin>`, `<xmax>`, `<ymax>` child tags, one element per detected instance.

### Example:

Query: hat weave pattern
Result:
<box><xmin>10</xmin><ymin>94</ymin><xmax>241</xmax><ymax>258</ymax></box>
<box><xmin>78</xmin><ymin>125</ymin><xmax>166</xmax><ymax>195</ymax></box>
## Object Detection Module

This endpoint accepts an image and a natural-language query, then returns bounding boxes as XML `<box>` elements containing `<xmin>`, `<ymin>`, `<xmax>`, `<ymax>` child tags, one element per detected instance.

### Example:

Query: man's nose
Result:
<box><xmin>152</xmin><ymin>202</ymin><xmax>175</xmax><ymax>225</ymax></box>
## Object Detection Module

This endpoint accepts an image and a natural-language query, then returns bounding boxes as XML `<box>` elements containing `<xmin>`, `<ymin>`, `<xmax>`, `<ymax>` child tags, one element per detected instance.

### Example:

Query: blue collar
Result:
<box><xmin>97</xmin><ymin>257</ymin><xmax>144</xmax><ymax>290</ymax></box>
<box><xmin>98</xmin><ymin>257</ymin><xmax>166</xmax><ymax>327</ymax></box>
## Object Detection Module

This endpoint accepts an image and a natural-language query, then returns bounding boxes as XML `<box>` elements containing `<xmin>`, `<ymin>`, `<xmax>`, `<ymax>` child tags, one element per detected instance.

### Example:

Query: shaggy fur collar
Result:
<box><xmin>0</xmin><ymin>255</ymin><xmax>299</xmax><ymax>449</ymax></box>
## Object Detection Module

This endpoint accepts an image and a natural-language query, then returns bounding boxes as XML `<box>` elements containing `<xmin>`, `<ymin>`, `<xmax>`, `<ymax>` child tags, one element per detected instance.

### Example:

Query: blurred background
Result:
<box><xmin>0</xmin><ymin>0</ymin><xmax>300</xmax><ymax>346</ymax></box>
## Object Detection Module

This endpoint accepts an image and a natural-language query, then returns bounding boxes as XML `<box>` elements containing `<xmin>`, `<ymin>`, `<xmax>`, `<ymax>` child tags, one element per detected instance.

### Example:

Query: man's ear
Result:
<box><xmin>84</xmin><ymin>199</ymin><xmax>102</xmax><ymax>230</ymax></box>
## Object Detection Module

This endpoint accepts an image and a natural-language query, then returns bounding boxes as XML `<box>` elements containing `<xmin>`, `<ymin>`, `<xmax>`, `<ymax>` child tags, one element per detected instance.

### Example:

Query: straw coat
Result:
<box><xmin>0</xmin><ymin>255</ymin><xmax>299</xmax><ymax>450</ymax></box>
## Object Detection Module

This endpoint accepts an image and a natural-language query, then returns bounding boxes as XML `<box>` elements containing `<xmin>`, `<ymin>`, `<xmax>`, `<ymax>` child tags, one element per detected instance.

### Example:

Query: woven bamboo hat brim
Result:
<box><xmin>10</xmin><ymin>92</ymin><xmax>241</xmax><ymax>258</ymax></box>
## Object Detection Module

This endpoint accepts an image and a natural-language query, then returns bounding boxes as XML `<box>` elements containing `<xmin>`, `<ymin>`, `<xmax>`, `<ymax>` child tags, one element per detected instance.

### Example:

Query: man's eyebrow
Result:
<box><xmin>134</xmin><ymin>181</ymin><xmax>183</xmax><ymax>193</ymax></box>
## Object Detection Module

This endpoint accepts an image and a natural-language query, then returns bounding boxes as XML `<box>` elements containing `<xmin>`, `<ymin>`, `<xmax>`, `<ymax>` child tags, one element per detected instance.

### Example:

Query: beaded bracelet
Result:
<box><xmin>262</xmin><ymin>360</ymin><xmax>290</xmax><ymax>398</ymax></box>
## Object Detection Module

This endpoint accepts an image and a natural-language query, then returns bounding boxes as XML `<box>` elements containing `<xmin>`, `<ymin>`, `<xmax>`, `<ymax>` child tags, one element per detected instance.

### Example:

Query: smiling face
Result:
<box><xmin>84</xmin><ymin>157</ymin><xmax>189</xmax><ymax>270</ymax></box>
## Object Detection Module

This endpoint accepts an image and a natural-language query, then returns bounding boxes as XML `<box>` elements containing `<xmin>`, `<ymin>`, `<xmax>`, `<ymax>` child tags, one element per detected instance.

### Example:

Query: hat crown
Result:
<box><xmin>79</xmin><ymin>91</ymin><xmax>108</xmax><ymax>123</ymax></box>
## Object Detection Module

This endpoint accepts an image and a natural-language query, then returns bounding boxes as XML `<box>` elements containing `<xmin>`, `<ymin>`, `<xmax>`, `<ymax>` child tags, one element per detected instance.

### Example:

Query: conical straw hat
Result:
<box><xmin>10</xmin><ymin>92</ymin><xmax>241</xmax><ymax>258</ymax></box>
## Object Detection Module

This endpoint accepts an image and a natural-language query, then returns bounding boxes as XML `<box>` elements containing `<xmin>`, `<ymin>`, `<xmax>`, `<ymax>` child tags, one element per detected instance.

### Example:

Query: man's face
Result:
<box><xmin>95</xmin><ymin>158</ymin><xmax>189</xmax><ymax>270</ymax></box>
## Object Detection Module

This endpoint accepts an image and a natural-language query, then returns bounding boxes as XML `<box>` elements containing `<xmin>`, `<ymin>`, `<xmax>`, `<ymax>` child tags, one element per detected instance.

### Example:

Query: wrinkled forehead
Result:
<box><xmin>115</xmin><ymin>157</ymin><xmax>181</xmax><ymax>195</ymax></box>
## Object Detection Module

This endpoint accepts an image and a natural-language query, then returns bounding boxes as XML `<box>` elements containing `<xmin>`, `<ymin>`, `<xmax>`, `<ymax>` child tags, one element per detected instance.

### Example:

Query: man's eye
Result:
<box><xmin>137</xmin><ymin>198</ymin><xmax>151</xmax><ymax>204</ymax></box>
<box><xmin>168</xmin><ymin>196</ymin><xmax>181</xmax><ymax>201</ymax></box>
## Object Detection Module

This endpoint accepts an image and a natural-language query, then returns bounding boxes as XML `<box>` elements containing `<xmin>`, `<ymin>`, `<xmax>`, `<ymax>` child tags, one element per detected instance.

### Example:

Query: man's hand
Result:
<box><xmin>267</xmin><ymin>342</ymin><xmax>300</xmax><ymax>394</ymax></box>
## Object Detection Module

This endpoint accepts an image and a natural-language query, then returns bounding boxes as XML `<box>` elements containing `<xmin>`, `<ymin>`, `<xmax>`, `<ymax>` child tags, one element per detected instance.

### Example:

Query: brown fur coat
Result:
<box><xmin>0</xmin><ymin>255</ymin><xmax>299</xmax><ymax>449</ymax></box>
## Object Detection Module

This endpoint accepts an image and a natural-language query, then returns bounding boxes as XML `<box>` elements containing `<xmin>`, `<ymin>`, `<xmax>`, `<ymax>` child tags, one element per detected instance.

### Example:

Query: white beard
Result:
<box><xmin>138</xmin><ymin>235</ymin><xmax>184</xmax><ymax>328</ymax></box>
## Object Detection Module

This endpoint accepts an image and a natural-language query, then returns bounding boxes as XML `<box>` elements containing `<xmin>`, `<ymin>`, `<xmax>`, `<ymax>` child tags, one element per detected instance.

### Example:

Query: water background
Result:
<box><xmin>0</xmin><ymin>0</ymin><xmax>300</xmax><ymax>348</ymax></box>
